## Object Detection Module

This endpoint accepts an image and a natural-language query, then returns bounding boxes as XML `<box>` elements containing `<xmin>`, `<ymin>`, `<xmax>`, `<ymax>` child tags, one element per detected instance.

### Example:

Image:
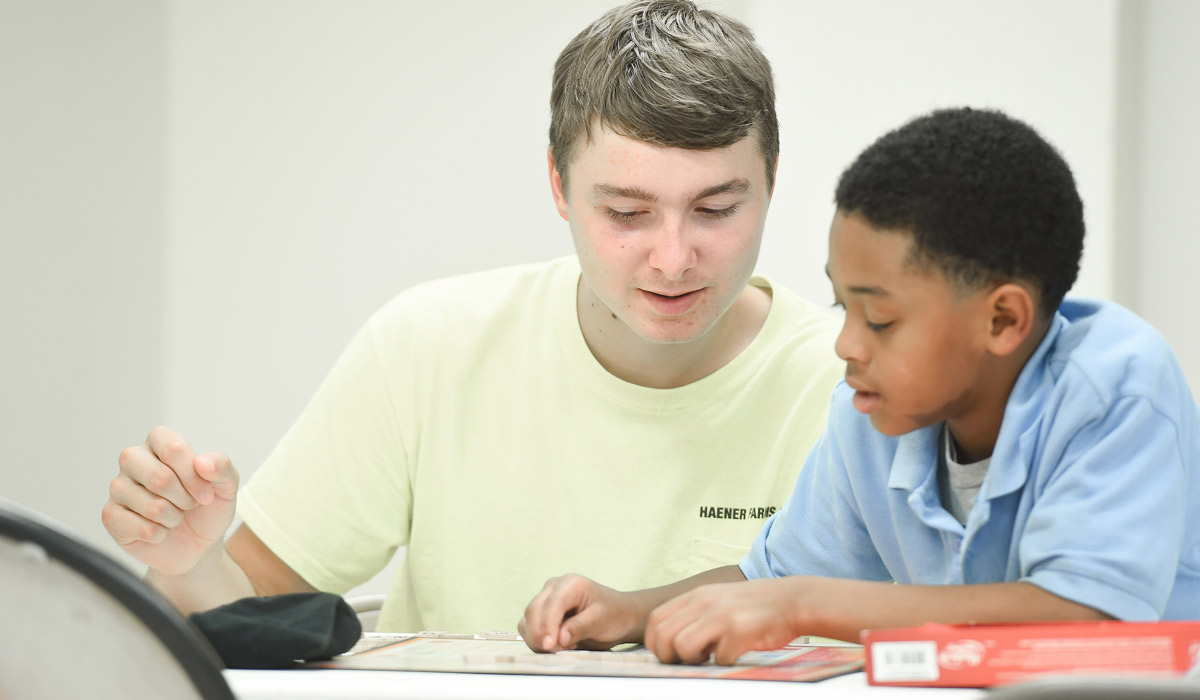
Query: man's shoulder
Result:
<box><xmin>372</xmin><ymin>256</ymin><xmax>576</xmax><ymax>322</ymax></box>
<box><xmin>751</xmin><ymin>275</ymin><xmax>843</xmax><ymax>342</ymax></box>
<box><xmin>353</xmin><ymin>256</ymin><xmax>577</xmax><ymax>362</ymax></box>
<box><xmin>395</xmin><ymin>256</ymin><xmax>574</xmax><ymax>301</ymax></box>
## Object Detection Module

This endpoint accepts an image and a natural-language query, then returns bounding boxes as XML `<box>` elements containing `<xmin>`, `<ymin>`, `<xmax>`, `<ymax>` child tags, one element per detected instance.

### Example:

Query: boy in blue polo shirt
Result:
<box><xmin>518</xmin><ymin>107</ymin><xmax>1200</xmax><ymax>664</ymax></box>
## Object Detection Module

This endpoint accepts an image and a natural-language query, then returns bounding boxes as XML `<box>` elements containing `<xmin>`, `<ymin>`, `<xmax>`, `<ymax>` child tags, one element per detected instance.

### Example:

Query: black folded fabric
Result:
<box><xmin>189</xmin><ymin>592</ymin><xmax>362</xmax><ymax>669</ymax></box>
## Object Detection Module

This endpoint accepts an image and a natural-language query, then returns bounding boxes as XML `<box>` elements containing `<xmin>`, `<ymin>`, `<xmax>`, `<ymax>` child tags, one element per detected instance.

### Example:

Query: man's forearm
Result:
<box><xmin>145</xmin><ymin>545</ymin><xmax>256</xmax><ymax>615</ymax></box>
<box><xmin>625</xmin><ymin>564</ymin><xmax>748</xmax><ymax>639</ymax></box>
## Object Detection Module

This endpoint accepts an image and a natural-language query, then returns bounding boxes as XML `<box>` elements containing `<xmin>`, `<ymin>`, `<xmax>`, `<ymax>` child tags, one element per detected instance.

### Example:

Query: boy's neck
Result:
<box><xmin>948</xmin><ymin>316</ymin><xmax>1054</xmax><ymax>463</ymax></box>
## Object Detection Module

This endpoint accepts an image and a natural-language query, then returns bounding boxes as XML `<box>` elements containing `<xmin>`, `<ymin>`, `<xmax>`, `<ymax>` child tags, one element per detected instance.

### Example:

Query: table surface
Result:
<box><xmin>224</xmin><ymin>667</ymin><xmax>988</xmax><ymax>700</ymax></box>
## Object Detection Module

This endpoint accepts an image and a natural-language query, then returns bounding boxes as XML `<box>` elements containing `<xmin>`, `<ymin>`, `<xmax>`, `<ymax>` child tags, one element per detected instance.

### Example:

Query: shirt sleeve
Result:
<box><xmin>237</xmin><ymin>317</ymin><xmax>413</xmax><ymax>594</ymax></box>
<box><xmin>740</xmin><ymin>388</ymin><xmax>891</xmax><ymax>582</ymax></box>
<box><xmin>1019</xmin><ymin>394</ymin><xmax>1188</xmax><ymax>620</ymax></box>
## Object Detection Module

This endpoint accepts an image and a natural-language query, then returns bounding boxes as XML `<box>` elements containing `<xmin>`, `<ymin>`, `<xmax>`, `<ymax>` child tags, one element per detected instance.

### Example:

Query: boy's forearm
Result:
<box><xmin>791</xmin><ymin>577</ymin><xmax>1112</xmax><ymax>643</ymax></box>
<box><xmin>627</xmin><ymin>565</ymin><xmax>748</xmax><ymax>637</ymax></box>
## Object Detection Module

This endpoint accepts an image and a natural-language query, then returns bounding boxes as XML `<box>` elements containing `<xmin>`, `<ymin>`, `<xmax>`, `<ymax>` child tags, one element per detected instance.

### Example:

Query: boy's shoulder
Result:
<box><xmin>1046</xmin><ymin>298</ymin><xmax>1181</xmax><ymax>398</ymax></box>
<box><xmin>1003</xmin><ymin>298</ymin><xmax>1197</xmax><ymax>445</ymax></box>
<box><xmin>1054</xmin><ymin>297</ymin><xmax>1165</xmax><ymax>349</ymax></box>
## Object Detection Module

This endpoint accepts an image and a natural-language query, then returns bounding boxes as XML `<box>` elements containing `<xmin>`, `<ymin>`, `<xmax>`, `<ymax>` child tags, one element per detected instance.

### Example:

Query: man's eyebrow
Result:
<box><xmin>824</xmin><ymin>266</ymin><xmax>890</xmax><ymax>297</ymax></box>
<box><xmin>692</xmin><ymin>178</ymin><xmax>750</xmax><ymax>201</ymax></box>
<box><xmin>592</xmin><ymin>184</ymin><xmax>658</xmax><ymax>203</ymax></box>
<box><xmin>590</xmin><ymin>178</ymin><xmax>752</xmax><ymax>204</ymax></box>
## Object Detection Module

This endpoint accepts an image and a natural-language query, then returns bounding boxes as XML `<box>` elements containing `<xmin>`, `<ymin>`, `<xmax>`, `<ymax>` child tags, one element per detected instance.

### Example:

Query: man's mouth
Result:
<box><xmin>641</xmin><ymin>288</ymin><xmax>702</xmax><ymax>315</ymax></box>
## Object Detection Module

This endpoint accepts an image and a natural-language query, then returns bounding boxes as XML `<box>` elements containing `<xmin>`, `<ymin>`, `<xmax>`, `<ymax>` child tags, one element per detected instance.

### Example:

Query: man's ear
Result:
<box><xmin>769</xmin><ymin>155</ymin><xmax>779</xmax><ymax>198</ymax></box>
<box><xmin>548</xmin><ymin>148</ymin><xmax>569</xmax><ymax>222</ymax></box>
<box><xmin>984</xmin><ymin>282</ymin><xmax>1036</xmax><ymax>356</ymax></box>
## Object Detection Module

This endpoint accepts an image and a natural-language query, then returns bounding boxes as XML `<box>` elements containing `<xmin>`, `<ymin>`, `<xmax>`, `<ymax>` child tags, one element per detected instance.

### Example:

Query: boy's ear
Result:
<box><xmin>548</xmin><ymin>148</ymin><xmax>569</xmax><ymax>222</ymax></box>
<box><xmin>984</xmin><ymin>283</ymin><xmax>1035</xmax><ymax>356</ymax></box>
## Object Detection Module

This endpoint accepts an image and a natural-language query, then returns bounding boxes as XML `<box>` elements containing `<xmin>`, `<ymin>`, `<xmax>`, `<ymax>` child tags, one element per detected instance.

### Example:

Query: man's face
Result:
<box><xmin>551</xmin><ymin>126</ymin><xmax>772</xmax><ymax>346</ymax></box>
<box><xmin>826</xmin><ymin>211</ymin><xmax>992</xmax><ymax>437</ymax></box>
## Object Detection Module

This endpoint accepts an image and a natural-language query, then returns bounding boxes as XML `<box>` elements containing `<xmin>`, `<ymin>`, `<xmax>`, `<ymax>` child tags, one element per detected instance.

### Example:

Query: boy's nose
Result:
<box><xmin>834</xmin><ymin>324</ymin><xmax>867</xmax><ymax>364</ymax></box>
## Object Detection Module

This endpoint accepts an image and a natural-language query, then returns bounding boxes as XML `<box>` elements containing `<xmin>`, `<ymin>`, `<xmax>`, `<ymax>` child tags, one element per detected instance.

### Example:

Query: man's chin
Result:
<box><xmin>631</xmin><ymin>319</ymin><xmax>713</xmax><ymax>346</ymax></box>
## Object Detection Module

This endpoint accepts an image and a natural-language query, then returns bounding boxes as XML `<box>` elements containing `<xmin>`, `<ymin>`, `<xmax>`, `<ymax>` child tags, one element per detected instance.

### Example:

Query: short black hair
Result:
<box><xmin>834</xmin><ymin>107</ymin><xmax>1084</xmax><ymax>317</ymax></box>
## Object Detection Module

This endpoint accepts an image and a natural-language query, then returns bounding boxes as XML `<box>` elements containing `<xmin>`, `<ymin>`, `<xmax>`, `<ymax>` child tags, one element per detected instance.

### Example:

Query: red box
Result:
<box><xmin>861</xmin><ymin>620</ymin><xmax>1200</xmax><ymax>688</ymax></box>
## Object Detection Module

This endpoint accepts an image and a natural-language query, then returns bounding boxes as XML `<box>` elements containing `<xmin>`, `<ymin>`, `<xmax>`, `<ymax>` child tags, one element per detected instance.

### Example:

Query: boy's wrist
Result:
<box><xmin>781</xmin><ymin>575</ymin><xmax>824</xmax><ymax>639</ymax></box>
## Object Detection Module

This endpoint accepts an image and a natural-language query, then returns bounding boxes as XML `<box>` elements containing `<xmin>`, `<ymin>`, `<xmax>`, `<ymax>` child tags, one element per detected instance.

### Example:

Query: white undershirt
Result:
<box><xmin>937</xmin><ymin>423</ymin><xmax>991</xmax><ymax>526</ymax></box>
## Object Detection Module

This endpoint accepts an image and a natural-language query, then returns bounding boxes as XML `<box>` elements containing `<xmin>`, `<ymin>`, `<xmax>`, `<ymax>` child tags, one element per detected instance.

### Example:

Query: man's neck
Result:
<box><xmin>576</xmin><ymin>278</ymin><xmax>772</xmax><ymax>389</ymax></box>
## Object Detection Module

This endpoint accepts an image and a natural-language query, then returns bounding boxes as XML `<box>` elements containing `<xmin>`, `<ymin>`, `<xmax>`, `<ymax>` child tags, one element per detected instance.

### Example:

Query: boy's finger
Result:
<box><xmin>712</xmin><ymin>633</ymin><xmax>750</xmax><ymax>666</ymax></box>
<box><xmin>645</xmin><ymin>593</ymin><xmax>697</xmax><ymax>663</ymax></box>
<box><xmin>672</xmin><ymin>617</ymin><xmax>720</xmax><ymax>665</ymax></box>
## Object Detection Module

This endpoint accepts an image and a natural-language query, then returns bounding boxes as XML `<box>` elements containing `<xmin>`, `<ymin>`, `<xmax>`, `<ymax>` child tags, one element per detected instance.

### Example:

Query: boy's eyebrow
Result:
<box><xmin>824</xmin><ymin>266</ymin><xmax>891</xmax><ymax>297</ymax></box>
<box><xmin>591</xmin><ymin>178</ymin><xmax>751</xmax><ymax>204</ymax></box>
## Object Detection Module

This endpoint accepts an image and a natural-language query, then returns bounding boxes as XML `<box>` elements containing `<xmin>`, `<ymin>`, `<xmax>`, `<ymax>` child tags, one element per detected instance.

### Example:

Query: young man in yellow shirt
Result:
<box><xmin>101</xmin><ymin>1</ymin><xmax>844</xmax><ymax>633</ymax></box>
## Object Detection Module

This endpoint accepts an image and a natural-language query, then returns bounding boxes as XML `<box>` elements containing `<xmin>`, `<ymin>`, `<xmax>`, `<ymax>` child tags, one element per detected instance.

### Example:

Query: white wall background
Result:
<box><xmin>3</xmin><ymin>1</ymin><xmax>1197</xmax><ymax>590</ymax></box>
<box><xmin>1</xmin><ymin>1</ymin><xmax>168</xmax><ymax>560</ymax></box>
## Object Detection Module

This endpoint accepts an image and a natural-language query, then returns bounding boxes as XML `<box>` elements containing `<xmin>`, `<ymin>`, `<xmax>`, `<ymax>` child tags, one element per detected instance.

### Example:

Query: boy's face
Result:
<box><xmin>551</xmin><ymin>125</ymin><xmax>772</xmax><ymax>346</ymax></box>
<box><xmin>826</xmin><ymin>211</ymin><xmax>993</xmax><ymax>437</ymax></box>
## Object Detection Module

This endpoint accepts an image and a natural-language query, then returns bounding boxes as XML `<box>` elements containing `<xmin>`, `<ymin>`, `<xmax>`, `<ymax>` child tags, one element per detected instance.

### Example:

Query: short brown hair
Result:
<box><xmin>550</xmin><ymin>0</ymin><xmax>779</xmax><ymax>194</ymax></box>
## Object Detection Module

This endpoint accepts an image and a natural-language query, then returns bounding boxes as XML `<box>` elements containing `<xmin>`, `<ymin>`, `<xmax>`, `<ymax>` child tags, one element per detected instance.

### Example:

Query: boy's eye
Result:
<box><xmin>831</xmin><ymin>299</ymin><xmax>889</xmax><ymax>331</ymax></box>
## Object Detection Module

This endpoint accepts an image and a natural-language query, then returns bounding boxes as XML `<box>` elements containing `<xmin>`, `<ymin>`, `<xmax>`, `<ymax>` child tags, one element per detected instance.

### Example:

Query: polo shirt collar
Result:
<box><xmin>886</xmin><ymin>310</ymin><xmax>1068</xmax><ymax>499</ymax></box>
<box><xmin>985</xmin><ymin>310</ymin><xmax>1067</xmax><ymax>498</ymax></box>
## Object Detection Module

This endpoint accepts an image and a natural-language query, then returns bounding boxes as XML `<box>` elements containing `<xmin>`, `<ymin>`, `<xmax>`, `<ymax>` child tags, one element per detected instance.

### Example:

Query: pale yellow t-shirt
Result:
<box><xmin>238</xmin><ymin>257</ymin><xmax>844</xmax><ymax>633</ymax></box>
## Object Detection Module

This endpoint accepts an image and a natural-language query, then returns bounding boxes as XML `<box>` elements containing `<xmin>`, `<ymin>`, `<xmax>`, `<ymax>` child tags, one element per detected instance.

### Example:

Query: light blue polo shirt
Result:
<box><xmin>741</xmin><ymin>298</ymin><xmax>1200</xmax><ymax>620</ymax></box>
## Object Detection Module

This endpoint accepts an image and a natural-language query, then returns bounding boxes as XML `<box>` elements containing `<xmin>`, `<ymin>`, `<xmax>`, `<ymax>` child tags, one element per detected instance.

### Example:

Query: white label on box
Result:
<box><xmin>870</xmin><ymin>641</ymin><xmax>940</xmax><ymax>682</ymax></box>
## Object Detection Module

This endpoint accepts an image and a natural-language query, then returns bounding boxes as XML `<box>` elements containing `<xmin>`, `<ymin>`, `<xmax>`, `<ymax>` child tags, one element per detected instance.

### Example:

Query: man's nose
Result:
<box><xmin>647</xmin><ymin>219</ymin><xmax>697</xmax><ymax>282</ymax></box>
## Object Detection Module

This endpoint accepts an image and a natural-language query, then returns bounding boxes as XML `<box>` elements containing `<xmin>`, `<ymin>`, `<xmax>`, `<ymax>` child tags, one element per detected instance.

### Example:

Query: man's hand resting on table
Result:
<box><xmin>519</xmin><ymin>573</ymin><xmax>650</xmax><ymax>652</ymax></box>
<box><xmin>519</xmin><ymin>565</ymin><xmax>750</xmax><ymax>659</ymax></box>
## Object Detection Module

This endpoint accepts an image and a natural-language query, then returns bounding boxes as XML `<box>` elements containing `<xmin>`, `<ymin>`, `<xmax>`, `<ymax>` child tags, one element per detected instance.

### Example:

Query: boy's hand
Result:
<box><xmin>518</xmin><ymin>574</ymin><xmax>646</xmax><ymax>652</ymax></box>
<box><xmin>101</xmin><ymin>426</ymin><xmax>239</xmax><ymax>577</ymax></box>
<box><xmin>645</xmin><ymin>577</ymin><xmax>805</xmax><ymax>665</ymax></box>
